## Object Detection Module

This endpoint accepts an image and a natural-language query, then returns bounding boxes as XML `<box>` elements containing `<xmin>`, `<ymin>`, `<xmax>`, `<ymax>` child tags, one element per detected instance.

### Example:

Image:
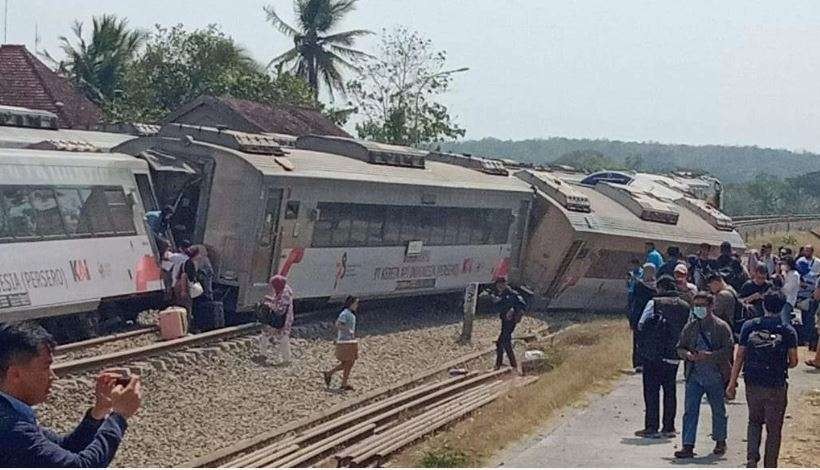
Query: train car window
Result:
<box><xmin>284</xmin><ymin>201</ymin><xmax>300</xmax><ymax>220</ymax></box>
<box><xmin>382</xmin><ymin>207</ymin><xmax>402</xmax><ymax>246</ymax></box>
<box><xmin>55</xmin><ymin>188</ymin><xmax>91</xmax><ymax>237</ymax></box>
<box><xmin>29</xmin><ymin>188</ymin><xmax>66</xmax><ymax>237</ymax></box>
<box><xmin>134</xmin><ymin>174</ymin><xmax>158</xmax><ymax>212</ymax></box>
<box><xmin>312</xmin><ymin>217</ymin><xmax>333</xmax><ymax>247</ymax></box>
<box><xmin>399</xmin><ymin>208</ymin><xmax>420</xmax><ymax>244</ymax></box>
<box><xmin>349</xmin><ymin>206</ymin><xmax>369</xmax><ymax>246</ymax></box>
<box><xmin>429</xmin><ymin>208</ymin><xmax>446</xmax><ymax>245</ymax></box>
<box><xmin>1</xmin><ymin>188</ymin><xmax>37</xmax><ymax>239</ymax></box>
<box><xmin>443</xmin><ymin>209</ymin><xmax>460</xmax><ymax>245</ymax></box>
<box><xmin>456</xmin><ymin>210</ymin><xmax>472</xmax><ymax>245</ymax></box>
<box><xmin>82</xmin><ymin>188</ymin><xmax>116</xmax><ymax>235</ymax></box>
<box><xmin>490</xmin><ymin>209</ymin><xmax>512</xmax><ymax>244</ymax></box>
<box><xmin>104</xmin><ymin>188</ymin><xmax>137</xmax><ymax>235</ymax></box>
<box><xmin>366</xmin><ymin>214</ymin><xmax>384</xmax><ymax>246</ymax></box>
<box><xmin>0</xmin><ymin>198</ymin><xmax>9</xmax><ymax>240</ymax></box>
<box><xmin>329</xmin><ymin>205</ymin><xmax>352</xmax><ymax>247</ymax></box>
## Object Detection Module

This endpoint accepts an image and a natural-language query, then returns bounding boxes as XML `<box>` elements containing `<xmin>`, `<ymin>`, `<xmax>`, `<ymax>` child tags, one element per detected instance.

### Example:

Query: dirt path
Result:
<box><xmin>493</xmin><ymin>353</ymin><xmax>818</xmax><ymax>468</ymax></box>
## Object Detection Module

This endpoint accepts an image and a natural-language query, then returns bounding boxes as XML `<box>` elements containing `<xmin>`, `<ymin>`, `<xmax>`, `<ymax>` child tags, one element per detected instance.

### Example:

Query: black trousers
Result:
<box><xmin>632</xmin><ymin>329</ymin><xmax>643</xmax><ymax>368</ymax></box>
<box><xmin>496</xmin><ymin>319</ymin><xmax>518</xmax><ymax>368</ymax></box>
<box><xmin>643</xmin><ymin>361</ymin><xmax>679</xmax><ymax>432</ymax></box>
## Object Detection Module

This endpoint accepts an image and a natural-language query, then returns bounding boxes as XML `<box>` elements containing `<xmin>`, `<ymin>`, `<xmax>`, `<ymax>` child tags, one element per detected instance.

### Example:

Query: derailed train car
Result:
<box><xmin>515</xmin><ymin>168</ymin><xmax>744</xmax><ymax>312</ymax></box>
<box><xmin>114</xmin><ymin>125</ymin><xmax>533</xmax><ymax>315</ymax></box>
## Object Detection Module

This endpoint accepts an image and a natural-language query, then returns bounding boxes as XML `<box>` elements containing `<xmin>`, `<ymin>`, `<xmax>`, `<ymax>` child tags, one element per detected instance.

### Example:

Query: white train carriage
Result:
<box><xmin>0</xmin><ymin>147</ymin><xmax>164</xmax><ymax>333</ymax></box>
<box><xmin>114</xmin><ymin>125</ymin><xmax>533</xmax><ymax>315</ymax></box>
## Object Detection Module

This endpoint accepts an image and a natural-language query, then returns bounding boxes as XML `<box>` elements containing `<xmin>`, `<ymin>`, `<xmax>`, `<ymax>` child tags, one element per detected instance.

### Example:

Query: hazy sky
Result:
<box><xmin>7</xmin><ymin>1</ymin><xmax>820</xmax><ymax>151</ymax></box>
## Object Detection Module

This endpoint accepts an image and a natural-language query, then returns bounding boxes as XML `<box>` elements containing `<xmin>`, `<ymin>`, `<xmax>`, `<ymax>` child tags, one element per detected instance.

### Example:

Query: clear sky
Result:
<box><xmin>6</xmin><ymin>1</ymin><xmax>820</xmax><ymax>151</ymax></box>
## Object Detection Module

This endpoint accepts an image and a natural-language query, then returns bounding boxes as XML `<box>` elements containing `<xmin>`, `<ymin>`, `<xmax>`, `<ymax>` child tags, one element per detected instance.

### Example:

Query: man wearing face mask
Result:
<box><xmin>674</xmin><ymin>292</ymin><xmax>734</xmax><ymax>460</ymax></box>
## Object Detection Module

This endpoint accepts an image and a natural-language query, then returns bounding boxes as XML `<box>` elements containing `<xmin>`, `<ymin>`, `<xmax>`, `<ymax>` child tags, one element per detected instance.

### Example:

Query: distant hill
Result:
<box><xmin>439</xmin><ymin>137</ymin><xmax>820</xmax><ymax>183</ymax></box>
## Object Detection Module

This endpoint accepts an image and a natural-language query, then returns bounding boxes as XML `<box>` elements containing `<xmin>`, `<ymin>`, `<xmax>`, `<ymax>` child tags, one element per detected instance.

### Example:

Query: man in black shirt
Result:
<box><xmin>726</xmin><ymin>292</ymin><xmax>798</xmax><ymax>468</ymax></box>
<box><xmin>739</xmin><ymin>265</ymin><xmax>773</xmax><ymax>319</ymax></box>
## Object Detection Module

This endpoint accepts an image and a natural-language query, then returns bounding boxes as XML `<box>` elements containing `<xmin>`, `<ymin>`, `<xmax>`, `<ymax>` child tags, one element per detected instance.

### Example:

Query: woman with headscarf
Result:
<box><xmin>256</xmin><ymin>275</ymin><xmax>294</xmax><ymax>365</ymax></box>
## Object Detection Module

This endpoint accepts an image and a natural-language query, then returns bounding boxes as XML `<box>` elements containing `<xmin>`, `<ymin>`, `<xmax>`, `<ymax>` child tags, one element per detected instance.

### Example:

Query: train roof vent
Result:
<box><xmin>159</xmin><ymin>123</ymin><xmax>286</xmax><ymax>156</ymax></box>
<box><xmin>0</xmin><ymin>105</ymin><xmax>59</xmax><ymax>130</ymax></box>
<box><xmin>26</xmin><ymin>139</ymin><xmax>100</xmax><ymax>152</ymax></box>
<box><xmin>677</xmin><ymin>197</ymin><xmax>735</xmax><ymax>231</ymax></box>
<box><xmin>95</xmin><ymin>122</ymin><xmax>160</xmax><ymax>136</ymax></box>
<box><xmin>296</xmin><ymin>135</ymin><xmax>426</xmax><ymax>169</ymax></box>
<box><xmin>515</xmin><ymin>170</ymin><xmax>591</xmax><ymax>212</ymax></box>
<box><xmin>596</xmin><ymin>182</ymin><xmax>679</xmax><ymax>225</ymax></box>
<box><xmin>426</xmin><ymin>151</ymin><xmax>509</xmax><ymax>175</ymax></box>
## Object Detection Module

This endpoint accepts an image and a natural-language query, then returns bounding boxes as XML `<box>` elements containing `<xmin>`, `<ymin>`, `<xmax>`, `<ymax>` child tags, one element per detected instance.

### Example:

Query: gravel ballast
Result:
<box><xmin>36</xmin><ymin>306</ymin><xmax>551</xmax><ymax>467</ymax></box>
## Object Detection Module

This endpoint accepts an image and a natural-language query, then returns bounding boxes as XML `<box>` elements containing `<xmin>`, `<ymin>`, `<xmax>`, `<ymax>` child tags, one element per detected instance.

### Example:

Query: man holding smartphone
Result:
<box><xmin>0</xmin><ymin>322</ymin><xmax>142</xmax><ymax>467</ymax></box>
<box><xmin>674</xmin><ymin>292</ymin><xmax>734</xmax><ymax>459</ymax></box>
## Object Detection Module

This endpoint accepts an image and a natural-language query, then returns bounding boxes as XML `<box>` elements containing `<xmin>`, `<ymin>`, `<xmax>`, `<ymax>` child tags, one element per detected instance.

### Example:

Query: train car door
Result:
<box><xmin>251</xmin><ymin>188</ymin><xmax>283</xmax><ymax>284</ymax></box>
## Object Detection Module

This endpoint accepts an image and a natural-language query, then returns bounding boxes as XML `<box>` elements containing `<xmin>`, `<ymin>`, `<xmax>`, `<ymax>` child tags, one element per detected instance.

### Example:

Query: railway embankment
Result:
<box><xmin>36</xmin><ymin>305</ymin><xmax>556</xmax><ymax>467</ymax></box>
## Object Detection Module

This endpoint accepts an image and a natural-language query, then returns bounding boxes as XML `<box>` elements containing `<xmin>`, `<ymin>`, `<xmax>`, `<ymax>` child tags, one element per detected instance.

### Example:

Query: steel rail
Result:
<box><xmin>53</xmin><ymin>323</ymin><xmax>261</xmax><ymax>376</ymax></box>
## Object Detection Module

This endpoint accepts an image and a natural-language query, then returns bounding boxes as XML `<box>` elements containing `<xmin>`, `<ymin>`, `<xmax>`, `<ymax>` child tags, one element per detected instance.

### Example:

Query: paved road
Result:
<box><xmin>494</xmin><ymin>364</ymin><xmax>817</xmax><ymax>467</ymax></box>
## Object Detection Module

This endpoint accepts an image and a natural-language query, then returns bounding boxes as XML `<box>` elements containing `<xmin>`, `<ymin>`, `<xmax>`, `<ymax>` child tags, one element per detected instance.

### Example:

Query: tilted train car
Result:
<box><xmin>515</xmin><ymin>168</ymin><xmax>744</xmax><ymax>312</ymax></box>
<box><xmin>114</xmin><ymin>125</ymin><xmax>533</xmax><ymax>316</ymax></box>
<box><xmin>0</xmin><ymin>144</ymin><xmax>164</xmax><ymax>339</ymax></box>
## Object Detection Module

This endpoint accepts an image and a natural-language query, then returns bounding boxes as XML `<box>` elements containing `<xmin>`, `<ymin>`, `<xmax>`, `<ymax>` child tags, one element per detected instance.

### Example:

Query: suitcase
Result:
<box><xmin>158</xmin><ymin>307</ymin><xmax>188</xmax><ymax>340</ymax></box>
<box><xmin>195</xmin><ymin>300</ymin><xmax>225</xmax><ymax>332</ymax></box>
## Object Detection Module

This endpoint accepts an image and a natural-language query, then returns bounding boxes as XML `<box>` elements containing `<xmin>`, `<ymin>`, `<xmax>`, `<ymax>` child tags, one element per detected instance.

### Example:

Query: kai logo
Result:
<box><xmin>69</xmin><ymin>259</ymin><xmax>92</xmax><ymax>282</ymax></box>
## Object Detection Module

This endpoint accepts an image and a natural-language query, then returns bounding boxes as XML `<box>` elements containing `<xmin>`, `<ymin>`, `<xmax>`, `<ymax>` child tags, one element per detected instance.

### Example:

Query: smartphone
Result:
<box><xmin>114</xmin><ymin>371</ymin><xmax>131</xmax><ymax>387</ymax></box>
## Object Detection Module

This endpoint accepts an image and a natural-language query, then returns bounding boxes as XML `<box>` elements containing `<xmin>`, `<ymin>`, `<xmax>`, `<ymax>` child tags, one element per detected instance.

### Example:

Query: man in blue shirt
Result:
<box><xmin>0</xmin><ymin>323</ymin><xmax>142</xmax><ymax>467</ymax></box>
<box><xmin>726</xmin><ymin>292</ymin><xmax>798</xmax><ymax>468</ymax></box>
<box><xmin>145</xmin><ymin>205</ymin><xmax>174</xmax><ymax>239</ymax></box>
<box><xmin>645</xmin><ymin>242</ymin><xmax>664</xmax><ymax>269</ymax></box>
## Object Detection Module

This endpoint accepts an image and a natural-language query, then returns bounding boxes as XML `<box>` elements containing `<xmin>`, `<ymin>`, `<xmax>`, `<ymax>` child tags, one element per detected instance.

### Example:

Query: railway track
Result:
<box><xmin>55</xmin><ymin>327</ymin><xmax>158</xmax><ymax>355</ymax></box>
<box><xmin>51</xmin><ymin>296</ymin><xmax>456</xmax><ymax>378</ymax></box>
<box><xmin>52</xmin><ymin>323</ymin><xmax>262</xmax><ymax>376</ymax></box>
<box><xmin>182</xmin><ymin>327</ymin><xmax>569</xmax><ymax>468</ymax></box>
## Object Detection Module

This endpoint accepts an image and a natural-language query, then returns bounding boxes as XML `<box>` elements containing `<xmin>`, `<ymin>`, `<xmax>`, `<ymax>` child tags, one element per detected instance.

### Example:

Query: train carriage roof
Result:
<box><xmin>523</xmin><ymin>169</ymin><xmax>745</xmax><ymax>247</ymax></box>
<box><xmin>213</xmin><ymin>142</ymin><xmax>532</xmax><ymax>193</ymax></box>
<box><xmin>0</xmin><ymin>147</ymin><xmax>148</xmax><ymax>170</ymax></box>
<box><xmin>0</xmin><ymin>125</ymin><xmax>135</xmax><ymax>150</ymax></box>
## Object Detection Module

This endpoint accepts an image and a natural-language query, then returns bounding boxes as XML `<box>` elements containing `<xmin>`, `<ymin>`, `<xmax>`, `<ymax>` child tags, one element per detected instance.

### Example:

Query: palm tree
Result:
<box><xmin>264</xmin><ymin>0</ymin><xmax>371</xmax><ymax>98</ymax></box>
<box><xmin>44</xmin><ymin>15</ymin><xmax>145</xmax><ymax>104</ymax></box>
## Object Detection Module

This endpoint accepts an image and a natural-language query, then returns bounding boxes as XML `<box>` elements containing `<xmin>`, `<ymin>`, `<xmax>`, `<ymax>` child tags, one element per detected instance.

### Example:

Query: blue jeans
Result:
<box><xmin>682</xmin><ymin>376</ymin><xmax>728</xmax><ymax>446</ymax></box>
<box><xmin>779</xmin><ymin>302</ymin><xmax>793</xmax><ymax>327</ymax></box>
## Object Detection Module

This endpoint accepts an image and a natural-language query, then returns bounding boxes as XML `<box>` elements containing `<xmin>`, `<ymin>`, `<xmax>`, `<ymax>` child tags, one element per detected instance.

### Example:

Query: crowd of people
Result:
<box><xmin>627</xmin><ymin>240</ymin><xmax>817</xmax><ymax>467</ymax></box>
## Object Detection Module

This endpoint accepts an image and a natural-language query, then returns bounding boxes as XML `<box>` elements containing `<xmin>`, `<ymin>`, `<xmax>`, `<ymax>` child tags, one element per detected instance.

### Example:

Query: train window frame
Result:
<box><xmin>0</xmin><ymin>184</ymin><xmax>139</xmax><ymax>243</ymax></box>
<box><xmin>284</xmin><ymin>200</ymin><xmax>300</xmax><ymax>220</ymax></box>
<box><xmin>28</xmin><ymin>187</ymin><xmax>68</xmax><ymax>239</ymax></box>
<box><xmin>310</xmin><ymin>202</ymin><xmax>514</xmax><ymax>249</ymax></box>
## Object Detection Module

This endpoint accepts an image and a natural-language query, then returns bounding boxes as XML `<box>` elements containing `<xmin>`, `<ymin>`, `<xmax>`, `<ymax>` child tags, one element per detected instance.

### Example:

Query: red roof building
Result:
<box><xmin>0</xmin><ymin>44</ymin><xmax>102</xmax><ymax>129</ymax></box>
<box><xmin>163</xmin><ymin>95</ymin><xmax>350</xmax><ymax>138</ymax></box>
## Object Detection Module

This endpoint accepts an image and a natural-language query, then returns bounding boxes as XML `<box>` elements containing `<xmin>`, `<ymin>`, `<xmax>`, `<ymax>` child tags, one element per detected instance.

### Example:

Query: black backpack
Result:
<box><xmin>256</xmin><ymin>302</ymin><xmax>286</xmax><ymax>329</ymax></box>
<box><xmin>638</xmin><ymin>313</ymin><xmax>675</xmax><ymax>365</ymax></box>
<box><xmin>745</xmin><ymin>320</ymin><xmax>788</xmax><ymax>382</ymax></box>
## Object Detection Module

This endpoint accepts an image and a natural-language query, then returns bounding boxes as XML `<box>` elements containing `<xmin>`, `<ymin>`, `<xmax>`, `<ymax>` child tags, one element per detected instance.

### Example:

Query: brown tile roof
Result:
<box><xmin>164</xmin><ymin>95</ymin><xmax>350</xmax><ymax>138</ymax></box>
<box><xmin>0</xmin><ymin>44</ymin><xmax>102</xmax><ymax>129</ymax></box>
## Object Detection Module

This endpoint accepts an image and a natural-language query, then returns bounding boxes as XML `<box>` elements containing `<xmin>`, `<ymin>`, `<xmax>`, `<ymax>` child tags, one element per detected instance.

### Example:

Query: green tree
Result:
<box><xmin>44</xmin><ymin>14</ymin><xmax>145</xmax><ymax>104</ymax></box>
<box><xmin>348</xmin><ymin>27</ymin><xmax>467</xmax><ymax>146</ymax></box>
<box><xmin>264</xmin><ymin>0</ymin><xmax>371</xmax><ymax>97</ymax></box>
<box><xmin>553</xmin><ymin>150</ymin><xmax>625</xmax><ymax>173</ymax></box>
<box><xmin>103</xmin><ymin>24</ymin><xmax>319</xmax><ymax>123</ymax></box>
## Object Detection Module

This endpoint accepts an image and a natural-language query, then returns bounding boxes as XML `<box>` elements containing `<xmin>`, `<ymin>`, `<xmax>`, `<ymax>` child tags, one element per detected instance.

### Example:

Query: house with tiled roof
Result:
<box><xmin>0</xmin><ymin>44</ymin><xmax>102</xmax><ymax>129</ymax></box>
<box><xmin>163</xmin><ymin>95</ymin><xmax>350</xmax><ymax>138</ymax></box>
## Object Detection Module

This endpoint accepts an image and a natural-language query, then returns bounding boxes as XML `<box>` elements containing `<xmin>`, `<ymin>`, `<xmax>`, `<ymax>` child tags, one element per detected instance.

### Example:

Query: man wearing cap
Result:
<box><xmin>674</xmin><ymin>264</ymin><xmax>698</xmax><ymax>304</ymax></box>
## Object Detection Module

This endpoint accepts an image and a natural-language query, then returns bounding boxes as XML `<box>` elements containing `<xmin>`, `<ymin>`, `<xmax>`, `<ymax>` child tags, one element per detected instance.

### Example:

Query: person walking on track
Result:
<box><xmin>324</xmin><ymin>296</ymin><xmax>359</xmax><ymax>391</ymax></box>
<box><xmin>255</xmin><ymin>275</ymin><xmax>294</xmax><ymax>366</ymax></box>
<box><xmin>488</xmin><ymin>277</ymin><xmax>527</xmax><ymax>372</ymax></box>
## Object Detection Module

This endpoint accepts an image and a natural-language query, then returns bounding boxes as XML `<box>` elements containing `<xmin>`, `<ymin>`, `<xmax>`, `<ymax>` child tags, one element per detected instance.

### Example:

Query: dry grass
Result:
<box><xmin>779</xmin><ymin>349</ymin><xmax>820</xmax><ymax>467</ymax></box>
<box><xmin>745</xmin><ymin>229</ymin><xmax>820</xmax><ymax>253</ymax></box>
<box><xmin>388</xmin><ymin>318</ymin><xmax>632</xmax><ymax>467</ymax></box>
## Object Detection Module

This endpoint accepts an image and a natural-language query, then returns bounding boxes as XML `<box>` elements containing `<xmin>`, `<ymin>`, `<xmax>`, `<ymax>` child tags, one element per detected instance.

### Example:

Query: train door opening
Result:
<box><xmin>251</xmin><ymin>188</ymin><xmax>283</xmax><ymax>284</ymax></box>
